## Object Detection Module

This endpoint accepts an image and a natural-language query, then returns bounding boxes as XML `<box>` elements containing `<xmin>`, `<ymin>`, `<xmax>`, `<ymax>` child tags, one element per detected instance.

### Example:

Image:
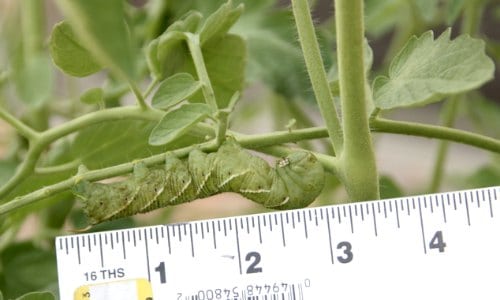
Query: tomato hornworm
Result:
<box><xmin>73</xmin><ymin>140</ymin><xmax>325</xmax><ymax>225</ymax></box>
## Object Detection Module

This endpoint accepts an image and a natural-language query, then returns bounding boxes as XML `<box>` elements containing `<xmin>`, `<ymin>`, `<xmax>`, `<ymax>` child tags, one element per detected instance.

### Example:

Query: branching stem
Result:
<box><xmin>335</xmin><ymin>0</ymin><xmax>379</xmax><ymax>201</ymax></box>
<box><xmin>290</xmin><ymin>0</ymin><xmax>343</xmax><ymax>153</ymax></box>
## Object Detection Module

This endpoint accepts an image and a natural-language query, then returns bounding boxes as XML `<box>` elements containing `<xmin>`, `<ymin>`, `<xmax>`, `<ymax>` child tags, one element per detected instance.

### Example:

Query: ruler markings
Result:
<box><xmin>189</xmin><ymin>223</ymin><xmax>195</xmax><ymax>257</ymax></box>
<box><xmin>77</xmin><ymin>236</ymin><xmax>81</xmax><ymax>264</ymax></box>
<box><xmin>234</xmin><ymin>218</ymin><xmax>243</xmax><ymax>275</ymax></box>
<box><xmin>166</xmin><ymin>226</ymin><xmax>172</xmax><ymax>254</ymax></box>
<box><xmin>143</xmin><ymin>228</ymin><xmax>151</xmax><ymax>281</ymax></box>
<box><xmin>121</xmin><ymin>231</ymin><xmax>127</xmax><ymax>259</ymax></box>
<box><xmin>464</xmin><ymin>192</ymin><xmax>471</xmax><ymax>226</ymax></box>
<box><xmin>372</xmin><ymin>202</ymin><xmax>378</xmax><ymax>237</ymax></box>
<box><xmin>336</xmin><ymin>206</ymin><xmax>341</xmax><ymax>224</ymax></box>
<box><xmin>98</xmin><ymin>234</ymin><xmax>104</xmax><ymax>268</ymax></box>
<box><xmin>302</xmin><ymin>210</ymin><xmax>308</xmax><ymax>239</ymax></box>
<box><xmin>418</xmin><ymin>197</ymin><xmax>427</xmax><ymax>254</ymax></box>
<box><xmin>55</xmin><ymin>187</ymin><xmax>499</xmax><ymax>300</ymax></box>
<box><xmin>280</xmin><ymin>214</ymin><xmax>286</xmax><ymax>247</ymax></box>
<box><xmin>348</xmin><ymin>206</ymin><xmax>354</xmax><ymax>233</ymax></box>
<box><xmin>489</xmin><ymin>189</ymin><xmax>494</xmax><ymax>217</ymax></box>
<box><xmin>325</xmin><ymin>208</ymin><xmax>334</xmax><ymax>265</ymax></box>
<box><xmin>440</xmin><ymin>194</ymin><xmax>447</xmax><ymax>223</ymax></box>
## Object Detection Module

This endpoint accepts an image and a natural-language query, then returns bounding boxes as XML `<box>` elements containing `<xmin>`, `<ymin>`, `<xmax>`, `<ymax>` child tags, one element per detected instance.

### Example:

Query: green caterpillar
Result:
<box><xmin>73</xmin><ymin>140</ymin><xmax>325</xmax><ymax>225</ymax></box>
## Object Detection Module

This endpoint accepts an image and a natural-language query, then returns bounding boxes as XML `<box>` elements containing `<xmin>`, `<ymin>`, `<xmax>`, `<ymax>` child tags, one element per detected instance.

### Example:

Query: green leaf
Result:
<box><xmin>156</xmin><ymin>31</ymin><xmax>189</xmax><ymax>79</ymax></box>
<box><xmin>0</xmin><ymin>243</ymin><xmax>57</xmax><ymax>299</ymax></box>
<box><xmin>373</xmin><ymin>30</ymin><xmax>495</xmax><ymax>110</ymax></box>
<box><xmin>446</xmin><ymin>0</ymin><xmax>466</xmax><ymax>25</ymax></box>
<box><xmin>413</xmin><ymin>0</ymin><xmax>439</xmax><ymax>22</ymax></box>
<box><xmin>49</xmin><ymin>21</ymin><xmax>101</xmax><ymax>77</ymax></box>
<box><xmin>71</xmin><ymin>120</ymin><xmax>165</xmax><ymax>169</ymax></box>
<box><xmin>365</xmin><ymin>0</ymin><xmax>406</xmax><ymax>37</ymax></box>
<box><xmin>462</xmin><ymin>162</ymin><xmax>500</xmax><ymax>189</ymax></box>
<box><xmin>465</xmin><ymin>96</ymin><xmax>500</xmax><ymax>139</ymax></box>
<box><xmin>0</xmin><ymin>160</ymin><xmax>18</xmax><ymax>187</ymax></box>
<box><xmin>201</xmin><ymin>34</ymin><xmax>246</xmax><ymax>108</ymax></box>
<box><xmin>167</xmin><ymin>10</ymin><xmax>203</xmax><ymax>33</ymax></box>
<box><xmin>14</xmin><ymin>54</ymin><xmax>53</xmax><ymax>106</ymax></box>
<box><xmin>152</xmin><ymin>73</ymin><xmax>202</xmax><ymax>110</ymax></box>
<box><xmin>231</xmin><ymin>6</ymin><xmax>316</xmax><ymax>100</ymax></box>
<box><xmin>55</xmin><ymin>0</ymin><xmax>136</xmax><ymax>80</ymax></box>
<box><xmin>379</xmin><ymin>175</ymin><xmax>404</xmax><ymax>199</ymax></box>
<box><xmin>198</xmin><ymin>0</ymin><xmax>244</xmax><ymax>45</ymax></box>
<box><xmin>146</xmin><ymin>39</ymin><xmax>161</xmax><ymax>79</ymax></box>
<box><xmin>149</xmin><ymin>103</ymin><xmax>211</xmax><ymax>146</ymax></box>
<box><xmin>16</xmin><ymin>292</ymin><xmax>55</xmax><ymax>300</ymax></box>
<box><xmin>151</xmin><ymin>11</ymin><xmax>202</xmax><ymax>79</ymax></box>
<box><xmin>80</xmin><ymin>87</ymin><xmax>104</xmax><ymax>105</ymax></box>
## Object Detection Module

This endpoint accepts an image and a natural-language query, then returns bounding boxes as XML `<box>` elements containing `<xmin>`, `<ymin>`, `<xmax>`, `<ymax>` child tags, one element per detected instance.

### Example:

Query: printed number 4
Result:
<box><xmin>429</xmin><ymin>231</ymin><xmax>446</xmax><ymax>253</ymax></box>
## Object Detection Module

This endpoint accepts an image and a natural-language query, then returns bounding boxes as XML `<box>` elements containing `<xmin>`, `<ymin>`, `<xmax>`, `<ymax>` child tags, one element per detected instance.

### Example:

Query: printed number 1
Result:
<box><xmin>155</xmin><ymin>262</ymin><xmax>166</xmax><ymax>283</ymax></box>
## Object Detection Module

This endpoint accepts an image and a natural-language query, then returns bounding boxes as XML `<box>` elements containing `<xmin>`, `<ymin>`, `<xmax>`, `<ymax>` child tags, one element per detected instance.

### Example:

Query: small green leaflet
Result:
<box><xmin>373</xmin><ymin>29</ymin><xmax>495</xmax><ymax>109</ymax></box>
<box><xmin>152</xmin><ymin>73</ymin><xmax>202</xmax><ymax>110</ymax></box>
<box><xmin>49</xmin><ymin>21</ymin><xmax>101</xmax><ymax>77</ymax></box>
<box><xmin>55</xmin><ymin>0</ymin><xmax>136</xmax><ymax>81</ymax></box>
<box><xmin>149</xmin><ymin>103</ymin><xmax>211</xmax><ymax>146</ymax></box>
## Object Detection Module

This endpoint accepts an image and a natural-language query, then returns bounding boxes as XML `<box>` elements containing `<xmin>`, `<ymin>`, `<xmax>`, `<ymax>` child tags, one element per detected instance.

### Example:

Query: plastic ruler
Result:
<box><xmin>56</xmin><ymin>186</ymin><xmax>499</xmax><ymax>300</ymax></box>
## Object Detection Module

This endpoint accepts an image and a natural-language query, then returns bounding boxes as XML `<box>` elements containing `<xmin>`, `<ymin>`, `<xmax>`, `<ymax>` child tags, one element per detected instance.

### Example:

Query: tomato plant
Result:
<box><xmin>0</xmin><ymin>0</ymin><xmax>499</xmax><ymax>298</ymax></box>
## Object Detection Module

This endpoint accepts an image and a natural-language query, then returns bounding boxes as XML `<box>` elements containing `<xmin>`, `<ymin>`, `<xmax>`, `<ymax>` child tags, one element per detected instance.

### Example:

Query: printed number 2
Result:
<box><xmin>429</xmin><ymin>231</ymin><xmax>446</xmax><ymax>253</ymax></box>
<box><xmin>245</xmin><ymin>251</ymin><xmax>263</xmax><ymax>273</ymax></box>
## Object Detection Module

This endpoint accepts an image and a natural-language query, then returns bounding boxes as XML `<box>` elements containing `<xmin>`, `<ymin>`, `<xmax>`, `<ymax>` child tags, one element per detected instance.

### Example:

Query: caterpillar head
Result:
<box><xmin>273</xmin><ymin>151</ymin><xmax>325</xmax><ymax>209</ymax></box>
<box><xmin>73</xmin><ymin>180</ymin><xmax>135</xmax><ymax>225</ymax></box>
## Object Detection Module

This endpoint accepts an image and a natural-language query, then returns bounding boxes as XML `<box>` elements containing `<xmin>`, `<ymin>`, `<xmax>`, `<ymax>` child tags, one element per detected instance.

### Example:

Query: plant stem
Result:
<box><xmin>21</xmin><ymin>0</ymin><xmax>45</xmax><ymax>57</ymax></box>
<box><xmin>143</xmin><ymin>78</ymin><xmax>159</xmax><ymax>99</ymax></box>
<box><xmin>0</xmin><ymin>107</ymin><xmax>167</xmax><ymax>199</ymax></box>
<box><xmin>185</xmin><ymin>33</ymin><xmax>218</xmax><ymax>112</ymax></box>
<box><xmin>0</xmin><ymin>106</ymin><xmax>39</xmax><ymax>140</ymax></box>
<box><xmin>429</xmin><ymin>96</ymin><xmax>460</xmax><ymax>193</ymax></box>
<box><xmin>290</xmin><ymin>0</ymin><xmax>343</xmax><ymax>154</ymax></box>
<box><xmin>371</xmin><ymin>118</ymin><xmax>500</xmax><ymax>153</ymax></box>
<box><xmin>335</xmin><ymin>0</ymin><xmax>379</xmax><ymax>201</ymax></box>
<box><xmin>129</xmin><ymin>81</ymin><xmax>149</xmax><ymax>110</ymax></box>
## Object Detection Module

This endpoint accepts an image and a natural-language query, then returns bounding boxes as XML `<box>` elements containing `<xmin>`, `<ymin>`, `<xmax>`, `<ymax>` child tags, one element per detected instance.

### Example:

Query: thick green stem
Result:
<box><xmin>335</xmin><ymin>0</ymin><xmax>379</xmax><ymax>201</ymax></box>
<box><xmin>290</xmin><ymin>0</ymin><xmax>343</xmax><ymax>153</ymax></box>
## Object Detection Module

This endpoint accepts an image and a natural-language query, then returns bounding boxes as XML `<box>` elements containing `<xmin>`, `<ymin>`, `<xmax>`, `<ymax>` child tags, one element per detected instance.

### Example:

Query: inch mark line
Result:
<box><xmin>418</xmin><ymin>197</ymin><xmax>427</xmax><ymax>254</ymax></box>
<box><xmin>325</xmin><ymin>208</ymin><xmax>334</xmax><ymax>264</ymax></box>
<box><xmin>463</xmin><ymin>192</ymin><xmax>471</xmax><ymax>226</ymax></box>
<box><xmin>234</xmin><ymin>218</ymin><xmax>243</xmax><ymax>275</ymax></box>
<box><xmin>143</xmin><ymin>228</ymin><xmax>151</xmax><ymax>282</ymax></box>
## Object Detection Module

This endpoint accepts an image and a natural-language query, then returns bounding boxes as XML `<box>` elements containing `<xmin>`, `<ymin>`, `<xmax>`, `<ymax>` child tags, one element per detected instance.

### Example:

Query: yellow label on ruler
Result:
<box><xmin>74</xmin><ymin>278</ymin><xmax>152</xmax><ymax>300</ymax></box>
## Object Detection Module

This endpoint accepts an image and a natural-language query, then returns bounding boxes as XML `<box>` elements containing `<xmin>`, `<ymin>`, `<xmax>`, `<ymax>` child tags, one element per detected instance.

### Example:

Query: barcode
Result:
<box><xmin>183</xmin><ymin>283</ymin><xmax>304</xmax><ymax>300</ymax></box>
